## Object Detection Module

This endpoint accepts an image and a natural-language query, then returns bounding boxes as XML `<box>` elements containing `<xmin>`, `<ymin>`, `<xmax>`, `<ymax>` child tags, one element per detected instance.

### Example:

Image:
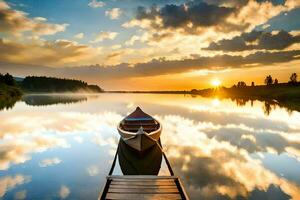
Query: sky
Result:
<box><xmin>0</xmin><ymin>0</ymin><xmax>300</xmax><ymax>90</ymax></box>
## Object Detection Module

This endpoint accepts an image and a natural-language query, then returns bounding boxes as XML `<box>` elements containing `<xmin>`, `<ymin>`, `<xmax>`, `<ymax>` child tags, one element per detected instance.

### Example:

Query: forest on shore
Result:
<box><xmin>0</xmin><ymin>73</ymin><xmax>103</xmax><ymax>110</ymax></box>
<box><xmin>21</xmin><ymin>76</ymin><xmax>103</xmax><ymax>93</ymax></box>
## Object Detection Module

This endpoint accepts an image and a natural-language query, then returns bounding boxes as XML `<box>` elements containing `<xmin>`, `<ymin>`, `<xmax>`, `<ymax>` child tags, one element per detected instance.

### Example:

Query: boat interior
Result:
<box><xmin>120</xmin><ymin>119</ymin><xmax>160</xmax><ymax>133</ymax></box>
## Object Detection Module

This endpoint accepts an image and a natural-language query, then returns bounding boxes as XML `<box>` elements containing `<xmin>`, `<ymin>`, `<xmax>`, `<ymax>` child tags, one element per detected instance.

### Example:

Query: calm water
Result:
<box><xmin>1</xmin><ymin>94</ymin><xmax>300</xmax><ymax>200</ymax></box>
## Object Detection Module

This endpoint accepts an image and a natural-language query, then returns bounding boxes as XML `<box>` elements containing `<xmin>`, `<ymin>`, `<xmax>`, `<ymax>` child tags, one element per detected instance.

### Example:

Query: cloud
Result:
<box><xmin>39</xmin><ymin>158</ymin><xmax>62</xmax><ymax>167</ymax></box>
<box><xmin>59</xmin><ymin>185</ymin><xmax>70</xmax><ymax>199</ymax></box>
<box><xmin>88</xmin><ymin>0</ymin><xmax>105</xmax><ymax>8</ymax></box>
<box><xmin>74</xmin><ymin>136</ymin><xmax>83</xmax><ymax>143</ymax></box>
<box><xmin>0</xmin><ymin>38</ymin><xmax>102</xmax><ymax>66</ymax></box>
<box><xmin>0</xmin><ymin>1</ymin><xmax>67</xmax><ymax>36</ymax></box>
<box><xmin>136</xmin><ymin>2</ymin><xmax>234</xmax><ymax>29</ymax></box>
<box><xmin>74</xmin><ymin>33</ymin><xmax>84</xmax><ymax>39</ymax></box>
<box><xmin>0</xmin><ymin>175</ymin><xmax>30</xmax><ymax>198</ymax></box>
<box><xmin>124</xmin><ymin>1</ymin><xmax>292</xmax><ymax>35</ymax></box>
<box><xmin>91</xmin><ymin>31</ymin><xmax>118</xmax><ymax>43</ymax></box>
<box><xmin>1</xmin><ymin>49</ymin><xmax>300</xmax><ymax>80</ymax></box>
<box><xmin>122</xmin><ymin>0</ymin><xmax>299</xmax><ymax>51</ymax></box>
<box><xmin>105</xmin><ymin>8</ymin><xmax>122</xmax><ymax>20</ymax></box>
<box><xmin>205</xmin><ymin>30</ymin><xmax>300</xmax><ymax>51</ymax></box>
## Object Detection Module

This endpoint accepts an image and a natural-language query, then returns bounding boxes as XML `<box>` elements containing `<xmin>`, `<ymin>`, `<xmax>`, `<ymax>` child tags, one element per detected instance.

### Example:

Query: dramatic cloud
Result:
<box><xmin>91</xmin><ymin>31</ymin><xmax>118</xmax><ymax>43</ymax></box>
<box><xmin>124</xmin><ymin>1</ymin><xmax>294</xmax><ymax>36</ymax></box>
<box><xmin>205</xmin><ymin>30</ymin><xmax>300</xmax><ymax>51</ymax></box>
<box><xmin>0</xmin><ymin>38</ymin><xmax>102</xmax><ymax>66</ymax></box>
<box><xmin>105</xmin><ymin>8</ymin><xmax>122</xmax><ymax>20</ymax></box>
<box><xmin>135</xmin><ymin>2</ymin><xmax>234</xmax><ymax>29</ymax></box>
<box><xmin>0</xmin><ymin>1</ymin><xmax>67</xmax><ymax>36</ymax></box>
<box><xmin>88</xmin><ymin>0</ymin><xmax>105</xmax><ymax>8</ymax></box>
<box><xmin>1</xmin><ymin>49</ymin><xmax>300</xmax><ymax>80</ymax></box>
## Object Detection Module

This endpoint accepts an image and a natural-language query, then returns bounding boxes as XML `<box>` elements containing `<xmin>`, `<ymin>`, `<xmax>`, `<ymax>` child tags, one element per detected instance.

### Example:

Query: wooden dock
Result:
<box><xmin>99</xmin><ymin>139</ymin><xmax>189</xmax><ymax>200</ymax></box>
<box><xmin>99</xmin><ymin>175</ymin><xmax>189</xmax><ymax>200</ymax></box>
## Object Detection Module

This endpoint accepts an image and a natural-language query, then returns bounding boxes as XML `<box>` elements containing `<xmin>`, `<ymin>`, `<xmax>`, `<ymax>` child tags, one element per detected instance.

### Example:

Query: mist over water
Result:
<box><xmin>0</xmin><ymin>94</ymin><xmax>300</xmax><ymax>200</ymax></box>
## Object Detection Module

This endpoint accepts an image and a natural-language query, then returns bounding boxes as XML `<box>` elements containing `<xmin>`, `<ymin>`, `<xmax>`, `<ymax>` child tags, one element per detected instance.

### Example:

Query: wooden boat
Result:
<box><xmin>117</xmin><ymin>107</ymin><xmax>162</xmax><ymax>152</ymax></box>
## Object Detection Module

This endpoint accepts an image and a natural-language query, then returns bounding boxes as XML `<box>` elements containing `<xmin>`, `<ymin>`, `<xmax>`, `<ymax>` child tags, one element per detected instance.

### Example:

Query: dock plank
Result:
<box><xmin>110</xmin><ymin>185</ymin><xmax>178</xmax><ymax>189</ymax></box>
<box><xmin>105</xmin><ymin>193</ymin><xmax>182</xmax><ymax>200</ymax></box>
<box><xmin>111</xmin><ymin>181</ymin><xmax>176</xmax><ymax>186</ymax></box>
<box><xmin>108</xmin><ymin>188</ymin><xmax>180</xmax><ymax>194</ymax></box>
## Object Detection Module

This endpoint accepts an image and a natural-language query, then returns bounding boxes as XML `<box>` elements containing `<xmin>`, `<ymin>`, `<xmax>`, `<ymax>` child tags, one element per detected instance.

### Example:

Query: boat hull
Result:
<box><xmin>118</xmin><ymin>125</ymin><xmax>161</xmax><ymax>152</ymax></box>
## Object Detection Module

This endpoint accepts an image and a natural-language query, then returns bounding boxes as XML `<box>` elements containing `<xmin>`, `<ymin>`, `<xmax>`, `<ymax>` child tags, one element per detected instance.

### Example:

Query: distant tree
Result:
<box><xmin>274</xmin><ymin>79</ymin><xmax>278</xmax><ymax>85</ymax></box>
<box><xmin>191</xmin><ymin>89</ymin><xmax>198</xmax><ymax>93</ymax></box>
<box><xmin>290</xmin><ymin>73</ymin><xmax>297</xmax><ymax>84</ymax></box>
<box><xmin>251</xmin><ymin>82</ymin><xmax>255</xmax><ymax>87</ymax></box>
<box><xmin>237</xmin><ymin>81</ymin><xmax>247</xmax><ymax>88</ymax></box>
<box><xmin>264</xmin><ymin>75</ymin><xmax>273</xmax><ymax>85</ymax></box>
<box><xmin>0</xmin><ymin>73</ymin><xmax>16</xmax><ymax>86</ymax></box>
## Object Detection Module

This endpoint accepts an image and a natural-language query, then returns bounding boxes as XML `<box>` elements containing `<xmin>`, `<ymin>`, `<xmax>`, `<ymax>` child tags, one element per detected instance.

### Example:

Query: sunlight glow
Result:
<box><xmin>211</xmin><ymin>79</ymin><xmax>221</xmax><ymax>87</ymax></box>
<box><xmin>211</xmin><ymin>98</ymin><xmax>221</xmax><ymax>106</ymax></box>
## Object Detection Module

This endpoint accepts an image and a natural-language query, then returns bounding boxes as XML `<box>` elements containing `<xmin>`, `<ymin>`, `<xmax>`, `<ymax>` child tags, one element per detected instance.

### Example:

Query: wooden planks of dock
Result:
<box><xmin>99</xmin><ymin>175</ymin><xmax>189</xmax><ymax>200</ymax></box>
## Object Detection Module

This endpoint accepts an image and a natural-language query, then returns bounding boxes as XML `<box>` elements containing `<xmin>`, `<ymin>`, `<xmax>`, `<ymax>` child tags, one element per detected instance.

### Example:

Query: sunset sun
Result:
<box><xmin>211</xmin><ymin>79</ymin><xmax>221</xmax><ymax>87</ymax></box>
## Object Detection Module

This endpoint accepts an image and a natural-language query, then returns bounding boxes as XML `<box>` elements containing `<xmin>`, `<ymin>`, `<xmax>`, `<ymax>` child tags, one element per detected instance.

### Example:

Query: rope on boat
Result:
<box><xmin>155</xmin><ymin>139</ymin><xmax>175</xmax><ymax>176</ymax></box>
<box><xmin>108</xmin><ymin>138</ymin><xmax>120</xmax><ymax>176</ymax></box>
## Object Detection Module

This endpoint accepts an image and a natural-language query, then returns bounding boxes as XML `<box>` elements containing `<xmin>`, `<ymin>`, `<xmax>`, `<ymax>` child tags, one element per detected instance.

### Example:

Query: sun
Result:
<box><xmin>211</xmin><ymin>79</ymin><xmax>221</xmax><ymax>87</ymax></box>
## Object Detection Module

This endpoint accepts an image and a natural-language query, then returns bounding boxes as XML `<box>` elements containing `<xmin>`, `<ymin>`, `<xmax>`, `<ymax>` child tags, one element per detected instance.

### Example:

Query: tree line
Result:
<box><xmin>1</xmin><ymin>73</ymin><xmax>103</xmax><ymax>93</ymax></box>
<box><xmin>233</xmin><ymin>73</ymin><xmax>298</xmax><ymax>88</ymax></box>
<box><xmin>22</xmin><ymin>76</ymin><xmax>103</xmax><ymax>92</ymax></box>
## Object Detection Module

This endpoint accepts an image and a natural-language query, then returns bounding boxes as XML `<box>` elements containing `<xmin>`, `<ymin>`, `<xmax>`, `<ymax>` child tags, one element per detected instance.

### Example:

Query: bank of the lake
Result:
<box><xmin>191</xmin><ymin>83</ymin><xmax>300</xmax><ymax>100</ymax></box>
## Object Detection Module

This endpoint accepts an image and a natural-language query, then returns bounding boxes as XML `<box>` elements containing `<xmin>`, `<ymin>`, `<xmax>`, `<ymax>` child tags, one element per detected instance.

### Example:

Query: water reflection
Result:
<box><xmin>117</xmin><ymin>139</ymin><xmax>162</xmax><ymax>175</ymax></box>
<box><xmin>22</xmin><ymin>94</ymin><xmax>87</xmax><ymax>106</ymax></box>
<box><xmin>230</xmin><ymin>97</ymin><xmax>299</xmax><ymax>116</ymax></box>
<box><xmin>0</xmin><ymin>96</ymin><xmax>19</xmax><ymax>111</ymax></box>
<box><xmin>0</xmin><ymin>94</ymin><xmax>299</xmax><ymax>199</ymax></box>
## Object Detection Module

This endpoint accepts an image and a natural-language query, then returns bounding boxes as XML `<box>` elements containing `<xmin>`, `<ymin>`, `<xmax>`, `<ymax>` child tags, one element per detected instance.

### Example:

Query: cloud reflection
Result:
<box><xmin>159</xmin><ymin>115</ymin><xmax>300</xmax><ymax>199</ymax></box>
<box><xmin>0</xmin><ymin>136</ymin><xmax>69</xmax><ymax>170</ymax></box>
<box><xmin>0</xmin><ymin>175</ymin><xmax>30</xmax><ymax>198</ymax></box>
<box><xmin>58</xmin><ymin>185</ymin><xmax>70</xmax><ymax>199</ymax></box>
<box><xmin>0</xmin><ymin>94</ymin><xmax>300</xmax><ymax>199</ymax></box>
<box><xmin>39</xmin><ymin>158</ymin><xmax>62</xmax><ymax>167</ymax></box>
<box><xmin>14</xmin><ymin>190</ymin><xmax>26</xmax><ymax>200</ymax></box>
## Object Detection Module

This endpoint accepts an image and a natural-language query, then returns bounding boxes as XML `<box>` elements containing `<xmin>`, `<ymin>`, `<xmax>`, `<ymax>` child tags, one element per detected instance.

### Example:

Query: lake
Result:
<box><xmin>0</xmin><ymin>93</ymin><xmax>300</xmax><ymax>200</ymax></box>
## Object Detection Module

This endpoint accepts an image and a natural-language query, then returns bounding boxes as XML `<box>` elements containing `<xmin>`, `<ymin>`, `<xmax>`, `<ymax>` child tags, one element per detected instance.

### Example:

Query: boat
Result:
<box><xmin>117</xmin><ymin>139</ymin><xmax>162</xmax><ymax>175</ymax></box>
<box><xmin>117</xmin><ymin>107</ymin><xmax>162</xmax><ymax>152</ymax></box>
